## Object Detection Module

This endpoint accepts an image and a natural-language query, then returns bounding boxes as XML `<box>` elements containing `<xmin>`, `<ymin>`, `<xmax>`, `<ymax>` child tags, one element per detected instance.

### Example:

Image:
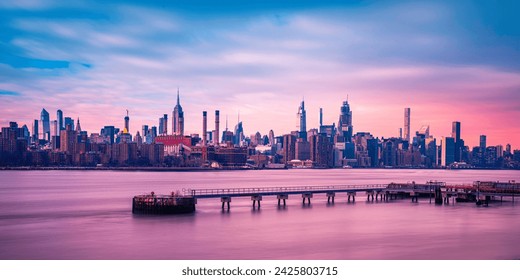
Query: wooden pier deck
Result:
<box><xmin>132</xmin><ymin>180</ymin><xmax>520</xmax><ymax>214</ymax></box>
<box><xmin>182</xmin><ymin>181</ymin><xmax>520</xmax><ymax>209</ymax></box>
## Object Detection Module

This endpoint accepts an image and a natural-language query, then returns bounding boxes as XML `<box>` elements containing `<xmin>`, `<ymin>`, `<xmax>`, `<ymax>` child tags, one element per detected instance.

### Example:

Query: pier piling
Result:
<box><xmin>277</xmin><ymin>194</ymin><xmax>288</xmax><ymax>206</ymax></box>
<box><xmin>221</xmin><ymin>196</ymin><xmax>231</xmax><ymax>210</ymax></box>
<box><xmin>251</xmin><ymin>195</ymin><xmax>262</xmax><ymax>209</ymax></box>
<box><xmin>327</xmin><ymin>192</ymin><xmax>335</xmax><ymax>204</ymax></box>
<box><xmin>302</xmin><ymin>193</ymin><xmax>313</xmax><ymax>205</ymax></box>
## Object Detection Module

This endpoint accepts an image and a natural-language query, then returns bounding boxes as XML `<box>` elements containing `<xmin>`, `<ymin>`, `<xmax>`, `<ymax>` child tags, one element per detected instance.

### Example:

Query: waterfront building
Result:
<box><xmin>282</xmin><ymin>134</ymin><xmax>296</xmax><ymax>164</ymax></box>
<box><xmin>172</xmin><ymin>90</ymin><xmax>184</xmax><ymax>136</ymax></box>
<box><xmin>112</xmin><ymin>142</ymin><xmax>138</xmax><ymax>166</ymax></box>
<box><xmin>155</xmin><ymin>135</ymin><xmax>192</xmax><ymax>156</ymax></box>
<box><xmin>295</xmin><ymin>138</ymin><xmax>310</xmax><ymax>160</ymax></box>
<box><xmin>309</xmin><ymin>133</ymin><xmax>334</xmax><ymax>167</ymax></box>
<box><xmin>140</xmin><ymin>143</ymin><xmax>164</xmax><ymax>165</ymax></box>
<box><xmin>214</xmin><ymin>146</ymin><xmax>248</xmax><ymax>167</ymax></box>
<box><xmin>0</xmin><ymin>122</ymin><xmax>27</xmax><ymax>157</ymax></box>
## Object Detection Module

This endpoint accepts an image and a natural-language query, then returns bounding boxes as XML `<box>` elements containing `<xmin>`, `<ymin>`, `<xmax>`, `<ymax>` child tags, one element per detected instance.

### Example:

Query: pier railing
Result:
<box><xmin>185</xmin><ymin>184</ymin><xmax>388</xmax><ymax>198</ymax></box>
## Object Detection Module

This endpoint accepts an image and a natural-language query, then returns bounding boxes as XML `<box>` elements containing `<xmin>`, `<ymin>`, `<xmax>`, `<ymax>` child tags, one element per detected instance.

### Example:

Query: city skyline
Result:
<box><xmin>1</xmin><ymin>1</ymin><xmax>520</xmax><ymax>148</ymax></box>
<box><xmin>3</xmin><ymin>97</ymin><xmax>516</xmax><ymax>150</ymax></box>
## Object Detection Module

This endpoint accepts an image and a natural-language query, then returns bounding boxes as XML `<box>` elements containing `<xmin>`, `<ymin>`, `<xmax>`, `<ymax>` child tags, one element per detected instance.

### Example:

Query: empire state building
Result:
<box><xmin>172</xmin><ymin>89</ymin><xmax>184</xmax><ymax>136</ymax></box>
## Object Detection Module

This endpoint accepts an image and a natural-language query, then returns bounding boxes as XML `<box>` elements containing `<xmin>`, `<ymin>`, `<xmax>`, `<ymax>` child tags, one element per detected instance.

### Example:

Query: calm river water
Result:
<box><xmin>1</xmin><ymin>169</ymin><xmax>519</xmax><ymax>260</ymax></box>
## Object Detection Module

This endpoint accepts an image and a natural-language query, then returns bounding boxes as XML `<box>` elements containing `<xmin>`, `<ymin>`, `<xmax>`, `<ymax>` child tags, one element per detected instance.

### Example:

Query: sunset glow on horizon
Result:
<box><xmin>1</xmin><ymin>0</ymin><xmax>519</xmax><ymax>148</ymax></box>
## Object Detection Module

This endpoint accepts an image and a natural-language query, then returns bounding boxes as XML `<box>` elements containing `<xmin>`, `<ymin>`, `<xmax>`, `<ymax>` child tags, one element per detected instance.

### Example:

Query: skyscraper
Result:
<box><xmin>40</xmin><ymin>108</ymin><xmax>50</xmax><ymax>141</ymax></box>
<box><xmin>158</xmin><ymin>116</ymin><xmax>164</xmax><ymax>135</ymax></box>
<box><xmin>404</xmin><ymin>108</ymin><xmax>410</xmax><ymax>143</ymax></box>
<box><xmin>297</xmin><ymin>100</ymin><xmax>307</xmax><ymax>140</ymax></box>
<box><xmin>480</xmin><ymin>135</ymin><xmax>487</xmax><ymax>149</ymax></box>
<box><xmin>441</xmin><ymin>137</ymin><xmax>455</xmax><ymax>167</ymax></box>
<box><xmin>451</xmin><ymin>121</ymin><xmax>461</xmax><ymax>142</ymax></box>
<box><xmin>452</xmin><ymin>121</ymin><xmax>463</xmax><ymax>162</ymax></box>
<box><xmin>338</xmin><ymin>100</ymin><xmax>353</xmax><ymax>142</ymax></box>
<box><xmin>102</xmin><ymin>126</ymin><xmax>116</xmax><ymax>144</ymax></box>
<box><xmin>52</xmin><ymin>120</ymin><xmax>58</xmax><ymax>137</ymax></box>
<box><xmin>234</xmin><ymin>121</ymin><xmax>243</xmax><ymax>146</ymax></box>
<box><xmin>142</xmin><ymin>125</ymin><xmax>149</xmax><ymax>138</ymax></box>
<box><xmin>163</xmin><ymin>114</ymin><xmax>168</xmax><ymax>135</ymax></box>
<box><xmin>124</xmin><ymin>110</ymin><xmax>130</xmax><ymax>133</ymax></box>
<box><xmin>64</xmin><ymin>117</ymin><xmax>74</xmax><ymax>131</ymax></box>
<box><xmin>173</xmin><ymin>89</ymin><xmax>184</xmax><ymax>136</ymax></box>
<box><xmin>57</xmin><ymin>109</ymin><xmax>63</xmax><ymax>130</ymax></box>
<box><xmin>268</xmin><ymin>130</ymin><xmax>275</xmax><ymax>146</ymax></box>
<box><xmin>32</xmin><ymin>119</ymin><xmax>39</xmax><ymax>143</ymax></box>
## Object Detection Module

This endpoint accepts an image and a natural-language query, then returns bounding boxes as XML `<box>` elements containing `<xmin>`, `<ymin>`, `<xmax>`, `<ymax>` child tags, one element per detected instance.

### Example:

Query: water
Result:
<box><xmin>1</xmin><ymin>169</ymin><xmax>519</xmax><ymax>260</ymax></box>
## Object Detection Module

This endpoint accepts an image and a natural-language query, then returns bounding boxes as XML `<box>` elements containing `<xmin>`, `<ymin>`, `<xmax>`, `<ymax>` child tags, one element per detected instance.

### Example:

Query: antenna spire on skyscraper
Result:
<box><xmin>177</xmin><ymin>87</ymin><xmax>180</xmax><ymax>105</ymax></box>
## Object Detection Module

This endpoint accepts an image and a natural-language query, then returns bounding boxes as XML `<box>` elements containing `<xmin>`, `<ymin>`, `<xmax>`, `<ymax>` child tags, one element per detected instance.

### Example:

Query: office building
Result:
<box><xmin>441</xmin><ymin>137</ymin><xmax>455</xmax><ymax>167</ymax></box>
<box><xmin>40</xmin><ymin>108</ymin><xmax>50</xmax><ymax>141</ymax></box>
<box><xmin>57</xmin><ymin>109</ymin><xmax>63</xmax><ymax>130</ymax></box>
<box><xmin>480</xmin><ymin>135</ymin><xmax>487</xmax><ymax>149</ymax></box>
<box><xmin>338</xmin><ymin>100</ymin><xmax>353</xmax><ymax>142</ymax></box>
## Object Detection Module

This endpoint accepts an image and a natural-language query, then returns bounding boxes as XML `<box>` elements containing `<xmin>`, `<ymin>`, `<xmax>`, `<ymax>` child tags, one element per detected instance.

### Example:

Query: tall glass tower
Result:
<box><xmin>40</xmin><ymin>108</ymin><xmax>50</xmax><ymax>141</ymax></box>
<box><xmin>57</xmin><ymin>109</ymin><xmax>63</xmax><ymax>130</ymax></box>
<box><xmin>338</xmin><ymin>100</ymin><xmax>353</xmax><ymax>142</ymax></box>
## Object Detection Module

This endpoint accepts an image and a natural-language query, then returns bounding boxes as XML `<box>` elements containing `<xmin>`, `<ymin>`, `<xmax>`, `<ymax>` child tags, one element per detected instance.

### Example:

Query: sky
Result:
<box><xmin>1</xmin><ymin>0</ymin><xmax>519</xmax><ymax>148</ymax></box>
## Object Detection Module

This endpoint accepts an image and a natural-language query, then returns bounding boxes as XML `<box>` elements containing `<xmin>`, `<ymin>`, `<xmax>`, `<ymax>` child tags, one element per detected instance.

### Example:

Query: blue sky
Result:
<box><xmin>1</xmin><ymin>0</ymin><xmax>519</xmax><ymax>147</ymax></box>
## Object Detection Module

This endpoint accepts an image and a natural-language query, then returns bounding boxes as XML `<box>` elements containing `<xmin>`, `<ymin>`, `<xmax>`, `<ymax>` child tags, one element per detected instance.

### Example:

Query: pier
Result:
<box><xmin>132</xmin><ymin>181</ymin><xmax>520</xmax><ymax>214</ymax></box>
